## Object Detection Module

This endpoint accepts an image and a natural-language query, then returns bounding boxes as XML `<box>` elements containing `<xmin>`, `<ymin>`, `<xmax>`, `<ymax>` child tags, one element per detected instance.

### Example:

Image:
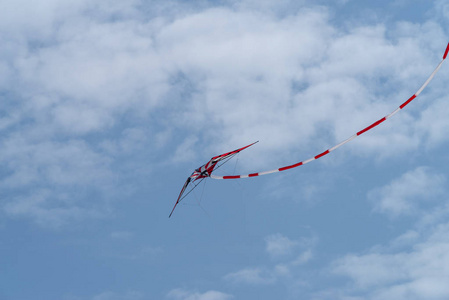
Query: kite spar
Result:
<box><xmin>211</xmin><ymin>42</ymin><xmax>449</xmax><ymax>180</ymax></box>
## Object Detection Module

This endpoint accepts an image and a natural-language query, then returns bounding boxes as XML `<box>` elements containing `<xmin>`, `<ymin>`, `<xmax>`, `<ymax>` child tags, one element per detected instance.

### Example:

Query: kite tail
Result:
<box><xmin>212</xmin><ymin>42</ymin><xmax>449</xmax><ymax>180</ymax></box>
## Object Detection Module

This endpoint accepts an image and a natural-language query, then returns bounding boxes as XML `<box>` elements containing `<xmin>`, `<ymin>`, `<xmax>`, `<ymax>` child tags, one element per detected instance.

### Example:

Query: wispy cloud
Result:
<box><xmin>264</xmin><ymin>233</ymin><xmax>316</xmax><ymax>265</ymax></box>
<box><xmin>224</xmin><ymin>267</ymin><xmax>277</xmax><ymax>285</ymax></box>
<box><xmin>327</xmin><ymin>164</ymin><xmax>449</xmax><ymax>300</ymax></box>
<box><xmin>167</xmin><ymin>289</ymin><xmax>233</xmax><ymax>300</ymax></box>
<box><xmin>0</xmin><ymin>137</ymin><xmax>115</xmax><ymax>228</ymax></box>
<box><xmin>224</xmin><ymin>233</ymin><xmax>316</xmax><ymax>286</ymax></box>
<box><xmin>265</xmin><ymin>233</ymin><xmax>300</xmax><ymax>257</ymax></box>
<box><xmin>332</xmin><ymin>220</ymin><xmax>449</xmax><ymax>300</ymax></box>
<box><xmin>3</xmin><ymin>189</ymin><xmax>106</xmax><ymax>228</ymax></box>
<box><xmin>368</xmin><ymin>167</ymin><xmax>446</xmax><ymax>217</ymax></box>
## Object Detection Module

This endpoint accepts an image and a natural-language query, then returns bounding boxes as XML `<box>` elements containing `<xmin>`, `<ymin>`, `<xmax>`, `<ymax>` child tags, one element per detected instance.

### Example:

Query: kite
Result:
<box><xmin>169</xmin><ymin>141</ymin><xmax>258</xmax><ymax>217</ymax></box>
<box><xmin>169</xmin><ymin>42</ymin><xmax>449</xmax><ymax>217</ymax></box>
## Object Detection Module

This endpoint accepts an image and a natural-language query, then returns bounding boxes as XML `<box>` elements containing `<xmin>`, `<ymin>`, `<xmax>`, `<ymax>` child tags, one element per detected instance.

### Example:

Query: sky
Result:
<box><xmin>1</xmin><ymin>0</ymin><xmax>449</xmax><ymax>299</ymax></box>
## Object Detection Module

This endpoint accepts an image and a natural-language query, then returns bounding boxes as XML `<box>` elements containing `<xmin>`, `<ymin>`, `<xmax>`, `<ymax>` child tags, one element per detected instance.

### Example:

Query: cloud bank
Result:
<box><xmin>1</xmin><ymin>0</ymin><xmax>448</xmax><ymax>228</ymax></box>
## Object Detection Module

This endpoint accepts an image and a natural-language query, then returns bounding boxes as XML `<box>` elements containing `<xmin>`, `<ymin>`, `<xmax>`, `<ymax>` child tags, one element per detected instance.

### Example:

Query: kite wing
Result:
<box><xmin>169</xmin><ymin>177</ymin><xmax>191</xmax><ymax>218</ymax></box>
<box><xmin>211</xmin><ymin>42</ymin><xmax>449</xmax><ymax>180</ymax></box>
<box><xmin>211</xmin><ymin>141</ymin><xmax>259</xmax><ymax>162</ymax></box>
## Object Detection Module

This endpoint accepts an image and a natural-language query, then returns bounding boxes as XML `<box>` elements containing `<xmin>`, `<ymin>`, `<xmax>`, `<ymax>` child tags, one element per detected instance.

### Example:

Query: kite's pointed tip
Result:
<box><xmin>169</xmin><ymin>200</ymin><xmax>180</xmax><ymax>218</ymax></box>
<box><xmin>169</xmin><ymin>204</ymin><xmax>177</xmax><ymax>218</ymax></box>
<box><xmin>443</xmin><ymin>42</ymin><xmax>449</xmax><ymax>60</ymax></box>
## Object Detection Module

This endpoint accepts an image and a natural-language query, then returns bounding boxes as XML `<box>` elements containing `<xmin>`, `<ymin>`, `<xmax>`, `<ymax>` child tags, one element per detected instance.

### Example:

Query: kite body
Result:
<box><xmin>169</xmin><ymin>141</ymin><xmax>258</xmax><ymax>217</ymax></box>
<box><xmin>170</xmin><ymin>42</ymin><xmax>449</xmax><ymax>217</ymax></box>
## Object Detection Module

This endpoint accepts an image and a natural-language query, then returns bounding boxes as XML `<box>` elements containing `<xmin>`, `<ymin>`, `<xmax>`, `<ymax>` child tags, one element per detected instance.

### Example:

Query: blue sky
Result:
<box><xmin>1</xmin><ymin>0</ymin><xmax>449</xmax><ymax>299</ymax></box>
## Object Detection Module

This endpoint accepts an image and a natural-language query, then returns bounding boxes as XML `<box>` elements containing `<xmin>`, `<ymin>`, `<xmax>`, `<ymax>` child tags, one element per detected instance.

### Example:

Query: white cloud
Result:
<box><xmin>332</xmin><ymin>221</ymin><xmax>449</xmax><ymax>300</ymax></box>
<box><xmin>0</xmin><ymin>136</ymin><xmax>116</xmax><ymax>228</ymax></box>
<box><xmin>3</xmin><ymin>189</ymin><xmax>105</xmax><ymax>228</ymax></box>
<box><xmin>223</xmin><ymin>267</ymin><xmax>277</xmax><ymax>285</ymax></box>
<box><xmin>1</xmin><ymin>137</ymin><xmax>113</xmax><ymax>188</ymax></box>
<box><xmin>1</xmin><ymin>1</ymin><xmax>447</xmax><ymax>152</ymax></box>
<box><xmin>172</xmin><ymin>136</ymin><xmax>199</xmax><ymax>163</ymax></box>
<box><xmin>265</xmin><ymin>233</ymin><xmax>300</xmax><ymax>257</ymax></box>
<box><xmin>439</xmin><ymin>2</ymin><xmax>449</xmax><ymax>19</ymax></box>
<box><xmin>264</xmin><ymin>233</ymin><xmax>316</xmax><ymax>266</ymax></box>
<box><xmin>368</xmin><ymin>167</ymin><xmax>446</xmax><ymax>217</ymax></box>
<box><xmin>1</xmin><ymin>0</ymin><xmax>448</xmax><ymax>227</ymax></box>
<box><xmin>167</xmin><ymin>289</ymin><xmax>233</xmax><ymax>300</ymax></box>
<box><xmin>417</xmin><ymin>95</ymin><xmax>449</xmax><ymax>147</ymax></box>
<box><xmin>387</xmin><ymin>230</ymin><xmax>420</xmax><ymax>250</ymax></box>
<box><xmin>292</xmin><ymin>249</ymin><xmax>314</xmax><ymax>266</ymax></box>
<box><xmin>225</xmin><ymin>233</ymin><xmax>316</xmax><ymax>286</ymax></box>
<box><xmin>155</xmin><ymin>8</ymin><xmax>448</xmax><ymax>171</ymax></box>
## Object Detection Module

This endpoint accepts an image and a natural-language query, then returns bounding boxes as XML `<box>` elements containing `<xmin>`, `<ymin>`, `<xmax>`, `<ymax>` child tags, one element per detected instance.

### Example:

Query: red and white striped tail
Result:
<box><xmin>211</xmin><ymin>42</ymin><xmax>449</xmax><ymax>180</ymax></box>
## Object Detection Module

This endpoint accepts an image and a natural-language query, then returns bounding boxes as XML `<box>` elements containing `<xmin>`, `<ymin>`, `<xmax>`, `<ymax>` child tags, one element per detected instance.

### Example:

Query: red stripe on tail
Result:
<box><xmin>223</xmin><ymin>175</ymin><xmax>241</xmax><ymax>179</ymax></box>
<box><xmin>400</xmin><ymin>95</ymin><xmax>417</xmax><ymax>109</ymax></box>
<box><xmin>357</xmin><ymin>117</ymin><xmax>386</xmax><ymax>136</ymax></box>
<box><xmin>315</xmin><ymin>150</ymin><xmax>330</xmax><ymax>159</ymax></box>
<box><xmin>279</xmin><ymin>162</ymin><xmax>303</xmax><ymax>172</ymax></box>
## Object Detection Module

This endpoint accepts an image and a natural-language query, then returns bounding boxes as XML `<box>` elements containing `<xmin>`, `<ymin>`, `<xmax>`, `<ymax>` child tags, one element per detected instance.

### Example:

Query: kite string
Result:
<box><xmin>193</xmin><ymin>179</ymin><xmax>211</xmax><ymax>218</ymax></box>
<box><xmin>178</xmin><ymin>178</ymin><xmax>205</xmax><ymax>203</ymax></box>
<box><xmin>233</xmin><ymin>153</ymin><xmax>240</xmax><ymax>175</ymax></box>
<box><xmin>198</xmin><ymin>177</ymin><xmax>207</xmax><ymax>205</ymax></box>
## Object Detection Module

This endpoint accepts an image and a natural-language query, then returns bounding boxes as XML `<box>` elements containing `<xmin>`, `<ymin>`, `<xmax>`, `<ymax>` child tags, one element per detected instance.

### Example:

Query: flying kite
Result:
<box><xmin>169</xmin><ymin>141</ymin><xmax>258</xmax><ymax>217</ymax></box>
<box><xmin>169</xmin><ymin>42</ymin><xmax>449</xmax><ymax>217</ymax></box>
